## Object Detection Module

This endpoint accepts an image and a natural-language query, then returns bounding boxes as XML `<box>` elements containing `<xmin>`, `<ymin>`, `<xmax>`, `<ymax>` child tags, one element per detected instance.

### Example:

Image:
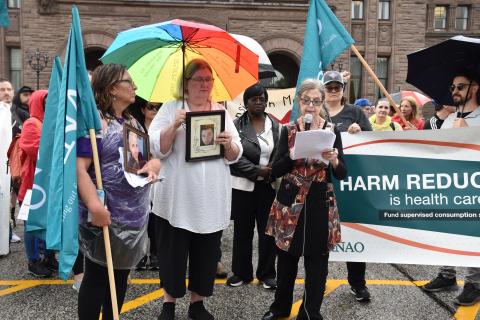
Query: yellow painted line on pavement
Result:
<box><xmin>288</xmin><ymin>280</ymin><xmax>346</xmax><ymax>319</ymax></box>
<box><xmin>453</xmin><ymin>304</ymin><xmax>480</xmax><ymax>320</ymax></box>
<box><xmin>121</xmin><ymin>288</ymin><xmax>165</xmax><ymax>314</ymax></box>
<box><xmin>0</xmin><ymin>283</ymin><xmax>42</xmax><ymax>296</ymax></box>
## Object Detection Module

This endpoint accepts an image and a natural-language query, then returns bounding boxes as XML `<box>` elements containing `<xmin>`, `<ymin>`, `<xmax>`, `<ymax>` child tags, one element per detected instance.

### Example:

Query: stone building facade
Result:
<box><xmin>1</xmin><ymin>0</ymin><xmax>479</xmax><ymax>104</ymax></box>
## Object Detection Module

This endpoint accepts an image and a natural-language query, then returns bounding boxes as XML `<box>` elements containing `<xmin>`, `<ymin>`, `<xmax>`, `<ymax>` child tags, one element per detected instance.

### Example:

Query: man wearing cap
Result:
<box><xmin>354</xmin><ymin>98</ymin><xmax>374</xmax><ymax>119</ymax></box>
<box><xmin>322</xmin><ymin>71</ymin><xmax>373</xmax><ymax>302</ymax></box>
<box><xmin>11</xmin><ymin>86</ymin><xmax>34</xmax><ymax>137</ymax></box>
<box><xmin>422</xmin><ymin>71</ymin><xmax>480</xmax><ymax>306</ymax></box>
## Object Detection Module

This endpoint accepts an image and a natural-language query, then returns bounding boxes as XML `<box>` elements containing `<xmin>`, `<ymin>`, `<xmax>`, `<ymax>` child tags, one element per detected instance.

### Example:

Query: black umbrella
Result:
<box><xmin>406</xmin><ymin>35</ymin><xmax>480</xmax><ymax>106</ymax></box>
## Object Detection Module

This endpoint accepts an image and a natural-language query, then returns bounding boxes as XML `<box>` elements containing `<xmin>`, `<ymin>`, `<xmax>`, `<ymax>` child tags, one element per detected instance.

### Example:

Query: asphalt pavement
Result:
<box><xmin>0</xmin><ymin>221</ymin><xmax>478</xmax><ymax>320</ymax></box>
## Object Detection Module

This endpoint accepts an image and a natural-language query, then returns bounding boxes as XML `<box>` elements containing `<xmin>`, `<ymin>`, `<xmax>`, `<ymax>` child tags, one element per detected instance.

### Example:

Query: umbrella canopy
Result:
<box><xmin>230</xmin><ymin>33</ymin><xmax>276</xmax><ymax>79</ymax></box>
<box><xmin>406</xmin><ymin>35</ymin><xmax>480</xmax><ymax>105</ymax></box>
<box><xmin>101</xmin><ymin>19</ymin><xmax>259</xmax><ymax>103</ymax></box>
<box><xmin>390</xmin><ymin>90</ymin><xmax>432</xmax><ymax>107</ymax></box>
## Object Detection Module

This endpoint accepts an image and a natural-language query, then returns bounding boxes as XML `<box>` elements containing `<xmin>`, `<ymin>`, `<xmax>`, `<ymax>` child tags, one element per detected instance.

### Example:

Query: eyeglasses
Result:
<box><xmin>325</xmin><ymin>85</ymin><xmax>343</xmax><ymax>93</ymax></box>
<box><xmin>248</xmin><ymin>96</ymin><xmax>267</xmax><ymax>103</ymax></box>
<box><xmin>300</xmin><ymin>97</ymin><xmax>322</xmax><ymax>106</ymax></box>
<box><xmin>189</xmin><ymin>77</ymin><xmax>214</xmax><ymax>84</ymax></box>
<box><xmin>449</xmin><ymin>83</ymin><xmax>476</xmax><ymax>93</ymax></box>
<box><xmin>146</xmin><ymin>104</ymin><xmax>161</xmax><ymax>111</ymax></box>
<box><xmin>115</xmin><ymin>79</ymin><xmax>136</xmax><ymax>88</ymax></box>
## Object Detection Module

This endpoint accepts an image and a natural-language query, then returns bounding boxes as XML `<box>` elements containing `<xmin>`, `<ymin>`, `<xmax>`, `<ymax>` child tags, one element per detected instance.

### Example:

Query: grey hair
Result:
<box><xmin>296</xmin><ymin>78</ymin><xmax>326</xmax><ymax>119</ymax></box>
<box><xmin>296</xmin><ymin>78</ymin><xmax>325</xmax><ymax>98</ymax></box>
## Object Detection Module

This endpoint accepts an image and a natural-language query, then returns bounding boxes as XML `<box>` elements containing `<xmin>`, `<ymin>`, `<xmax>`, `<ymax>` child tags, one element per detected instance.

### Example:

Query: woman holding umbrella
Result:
<box><xmin>149</xmin><ymin>59</ymin><xmax>242</xmax><ymax>320</ymax></box>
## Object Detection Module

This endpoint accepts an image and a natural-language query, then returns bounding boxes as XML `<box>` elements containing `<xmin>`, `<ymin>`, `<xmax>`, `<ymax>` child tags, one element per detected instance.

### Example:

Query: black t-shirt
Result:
<box><xmin>330</xmin><ymin>104</ymin><xmax>372</xmax><ymax>133</ymax></box>
<box><xmin>424</xmin><ymin>114</ymin><xmax>443</xmax><ymax>130</ymax></box>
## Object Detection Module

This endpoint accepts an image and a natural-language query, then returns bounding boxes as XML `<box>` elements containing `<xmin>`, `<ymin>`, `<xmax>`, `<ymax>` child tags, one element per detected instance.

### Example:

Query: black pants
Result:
<box><xmin>347</xmin><ymin>261</ymin><xmax>366</xmax><ymax>288</ymax></box>
<box><xmin>269</xmin><ymin>248</ymin><xmax>329</xmax><ymax>320</ymax></box>
<box><xmin>78</xmin><ymin>258</ymin><xmax>130</xmax><ymax>320</ymax></box>
<box><xmin>231</xmin><ymin>183</ymin><xmax>276</xmax><ymax>281</ymax></box>
<box><xmin>73</xmin><ymin>251</ymin><xmax>84</xmax><ymax>275</ymax></box>
<box><xmin>154</xmin><ymin>215</ymin><xmax>222</xmax><ymax>298</ymax></box>
<box><xmin>147</xmin><ymin>212</ymin><xmax>158</xmax><ymax>258</ymax></box>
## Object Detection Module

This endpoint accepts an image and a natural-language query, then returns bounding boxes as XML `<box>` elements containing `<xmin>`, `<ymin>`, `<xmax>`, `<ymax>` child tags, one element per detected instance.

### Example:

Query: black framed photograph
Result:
<box><xmin>123</xmin><ymin>123</ymin><xmax>150</xmax><ymax>174</ymax></box>
<box><xmin>185</xmin><ymin>110</ymin><xmax>225</xmax><ymax>162</ymax></box>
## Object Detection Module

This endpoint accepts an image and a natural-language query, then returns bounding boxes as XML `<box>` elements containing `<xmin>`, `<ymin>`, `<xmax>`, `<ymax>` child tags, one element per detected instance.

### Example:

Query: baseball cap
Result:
<box><xmin>354</xmin><ymin>98</ymin><xmax>371</xmax><ymax>108</ymax></box>
<box><xmin>18</xmin><ymin>86</ymin><xmax>34</xmax><ymax>94</ymax></box>
<box><xmin>322</xmin><ymin>71</ymin><xmax>344</xmax><ymax>86</ymax></box>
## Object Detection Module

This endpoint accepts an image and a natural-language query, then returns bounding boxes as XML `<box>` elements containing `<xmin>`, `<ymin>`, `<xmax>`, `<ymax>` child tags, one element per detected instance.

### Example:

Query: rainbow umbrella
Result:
<box><xmin>390</xmin><ymin>90</ymin><xmax>432</xmax><ymax>107</ymax></box>
<box><xmin>101</xmin><ymin>19</ymin><xmax>259</xmax><ymax>103</ymax></box>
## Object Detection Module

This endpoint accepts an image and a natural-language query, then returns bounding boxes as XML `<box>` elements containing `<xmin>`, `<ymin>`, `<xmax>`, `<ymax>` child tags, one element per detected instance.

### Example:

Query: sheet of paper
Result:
<box><xmin>17</xmin><ymin>189</ymin><xmax>32</xmax><ymax>221</ymax></box>
<box><xmin>118</xmin><ymin>147</ymin><xmax>164</xmax><ymax>187</ymax></box>
<box><xmin>292</xmin><ymin>129</ymin><xmax>336</xmax><ymax>163</ymax></box>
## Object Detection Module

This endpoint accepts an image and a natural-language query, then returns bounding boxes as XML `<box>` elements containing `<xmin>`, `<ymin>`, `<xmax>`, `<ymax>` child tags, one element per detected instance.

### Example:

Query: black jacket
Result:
<box><xmin>11</xmin><ymin>104</ymin><xmax>30</xmax><ymax>137</ymax></box>
<box><xmin>230</xmin><ymin>112</ymin><xmax>281</xmax><ymax>182</ymax></box>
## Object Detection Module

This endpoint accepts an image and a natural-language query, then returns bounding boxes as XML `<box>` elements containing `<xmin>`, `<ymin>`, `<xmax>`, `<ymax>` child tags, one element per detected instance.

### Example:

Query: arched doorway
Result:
<box><xmin>84</xmin><ymin>47</ymin><xmax>105</xmax><ymax>72</ymax></box>
<box><xmin>261</xmin><ymin>52</ymin><xmax>299</xmax><ymax>89</ymax></box>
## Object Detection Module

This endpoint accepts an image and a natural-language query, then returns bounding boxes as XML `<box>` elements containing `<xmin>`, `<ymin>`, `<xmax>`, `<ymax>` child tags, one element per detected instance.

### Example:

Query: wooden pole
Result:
<box><xmin>89</xmin><ymin>128</ymin><xmax>120</xmax><ymax>320</ymax></box>
<box><xmin>350</xmin><ymin>45</ymin><xmax>408</xmax><ymax>124</ymax></box>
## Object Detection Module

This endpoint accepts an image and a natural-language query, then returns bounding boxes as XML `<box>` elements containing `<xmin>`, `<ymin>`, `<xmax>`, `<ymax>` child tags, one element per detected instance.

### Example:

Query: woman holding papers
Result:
<box><xmin>77</xmin><ymin>64</ymin><xmax>160</xmax><ymax>320</ymax></box>
<box><xmin>262</xmin><ymin>79</ymin><xmax>346</xmax><ymax>320</ymax></box>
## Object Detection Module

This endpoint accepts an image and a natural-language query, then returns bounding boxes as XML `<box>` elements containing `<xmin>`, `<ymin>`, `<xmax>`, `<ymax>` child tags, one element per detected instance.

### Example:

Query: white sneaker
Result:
<box><xmin>10</xmin><ymin>233</ymin><xmax>21</xmax><ymax>243</ymax></box>
<box><xmin>72</xmin><ymin>275</ymin><xmax>83</xmax><ymax>292</ymax></box>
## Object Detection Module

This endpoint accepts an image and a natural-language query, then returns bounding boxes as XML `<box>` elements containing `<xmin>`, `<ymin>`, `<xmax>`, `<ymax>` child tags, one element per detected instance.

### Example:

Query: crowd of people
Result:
<box><xmin>1</xmin><ymin>59</ymin><xmax>480</xmax><ymax>319</ymax></box>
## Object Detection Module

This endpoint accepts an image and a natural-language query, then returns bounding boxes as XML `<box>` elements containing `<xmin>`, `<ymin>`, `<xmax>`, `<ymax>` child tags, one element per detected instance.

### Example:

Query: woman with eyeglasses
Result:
<box><xmin>321</xmin><ymin>70</ymin><xmax>372</xmax><ymax>302</ymax></box>
<box><xmin>227</xmin><ymin>83</ymin><xmax>280</xmax><ymax>290</ymax></box>
<box><xmin>392</xmin><ymin>97</ymin><xmax>424</xmax><ymax>130</ymax></box>
<box><xmin>262</xmin><ymin>79</ymin><xmax>346</xmax><ymax>320</ymax></box>
<box><xmin>149</xmin><ymin>59</ymin><xmax>242</xmax><ymax>320</ymax></box>
<box><xmin>77</xmin><ymin>64</ymin><xmax>161</xmax><ymax>320</ymax></box>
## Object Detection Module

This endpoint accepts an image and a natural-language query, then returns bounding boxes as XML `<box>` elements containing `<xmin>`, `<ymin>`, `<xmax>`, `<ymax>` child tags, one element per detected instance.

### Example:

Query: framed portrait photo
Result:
<box><xmin>185</xmin><ymin>110</ymin><xmax>225</xmax><ymax>162</ymax></box>
<box><xmin>123</xmin><ymin>123</ymin><xmax>150</xmax><ymax>174</ymax></box>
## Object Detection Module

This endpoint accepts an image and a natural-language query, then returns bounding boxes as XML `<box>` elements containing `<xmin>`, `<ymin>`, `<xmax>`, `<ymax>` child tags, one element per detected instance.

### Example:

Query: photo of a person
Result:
<box><xmin>127</xmin><ymin>130</ymin><xmax>146</xmax><ymax>169</ymax></box>
<box><xmin>200</xmin><ymin>124</ymin><xmax>215</xmax><ymax>146</ymax></box>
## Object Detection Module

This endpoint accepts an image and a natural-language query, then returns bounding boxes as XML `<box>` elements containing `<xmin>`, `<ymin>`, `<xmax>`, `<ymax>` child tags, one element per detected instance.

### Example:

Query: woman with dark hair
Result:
<box><xmin>262</xmin><ymin>79</ymin><xmax>346</xmax><ymax>320</ymax></box>
<box><xmin>149</xmin><ymin>59</ymin><xmax>242</xmax><ymax>320</ymax></box>
<box><xmin>227</xmin><ymin>83</ymin><xmax>280</xmax><ymax>290</ymax></box>
<box><xmin>77</xmin><ymin>63</ymin><xmax>160</xmax><ymax>320</ymax></box>
<box><xmin>392</xmin><ymin>97</ymin><xmax>424</xmax><ymax>130</ymax></box>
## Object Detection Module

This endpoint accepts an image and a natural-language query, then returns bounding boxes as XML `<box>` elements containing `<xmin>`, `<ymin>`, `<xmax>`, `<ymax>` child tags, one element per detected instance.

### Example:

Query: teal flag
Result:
<box><xmin>290</xmin><ymin>0</ymin><xmax>354</xmax><ymax>121</ymax></box>
<box><xmin>0</xmin><ymin>1</ymin><xmax>10</xmax><ymax>28</ymax></box>
<box><xmin>26</xmin><ymin>56</ymin><xmax>63</xmax><ymax>242</ymax></box>
<box><xmin>27</xmin><ymin>6</ymin><xmax>102</xmax><ymax>280</ymax></box>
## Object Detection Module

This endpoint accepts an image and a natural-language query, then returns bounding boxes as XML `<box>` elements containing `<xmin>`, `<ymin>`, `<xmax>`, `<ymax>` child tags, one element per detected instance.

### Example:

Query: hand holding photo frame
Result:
<box><xmin>123</xmin><ymin>123</ymin><xmax>150</xmax><ymax>174</ymax></box>
<box><xmin>185</xmin><ymin>110</ymin><xmax>225</xmax><ymax>162</ymax></box>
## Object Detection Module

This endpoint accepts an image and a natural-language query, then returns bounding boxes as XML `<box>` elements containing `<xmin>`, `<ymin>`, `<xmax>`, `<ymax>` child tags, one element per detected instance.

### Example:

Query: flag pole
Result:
<box><xmin>350</xmin><ymin>45</ymin><xmax>408</xmax><ymax>125</ymax></box>
<box><xmin>89</xmin><ymin>128</ymin><xmax>120</xmax><ymax>320</ymax></box>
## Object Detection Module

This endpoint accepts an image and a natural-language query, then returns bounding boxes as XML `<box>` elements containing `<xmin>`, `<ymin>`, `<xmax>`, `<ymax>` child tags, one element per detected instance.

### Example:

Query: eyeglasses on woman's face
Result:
<box><xmin>300</xmin><ymin>97</ymin><xmax>322</xmax><ymax>106</ymax></box>
<box><xmin>115</xmin><ymin>78</ymin><xmax>136</xmax><ymax>88</ymax></box>
<box><xmin>325</xmin><ymin>84</ymin><xmax>343</xmax><ymax>93</ymax></box>
<box><xmin>189</xmin><ymin>76</ymin><xmax>214</xmax><ymax>84</ymax></box>
<box><xmin>146</xmin><ymin>104</ymin><xmax>161</xmax><ymax>111</ymax></box>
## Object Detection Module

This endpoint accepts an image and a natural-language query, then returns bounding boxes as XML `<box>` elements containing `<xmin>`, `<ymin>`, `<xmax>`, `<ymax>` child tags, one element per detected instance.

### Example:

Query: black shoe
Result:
<box><xmin>260</xmin><ymin>278</ymin><xmax>277</xmax><ymax>290</ymax></box>
<box><xmin>158</xmin><ymin>302</ymin><xmax>175</xmax><ymax>320</ymax></box>
<box><xmin>149</xmin><ymin>255</ymin><xmax>159</xmax><ymax>271</ymax></box>
<box><xmin>226</xmin><ymin>275</ymin><xmax>245</xmax><ymax>287</ymax></box>
<box><xmin>454</xmin><ymin>283</ymin><xmax>480</xmax><ymax>306</ymax></box>
<box><xmin>28</xmin><ymin>260</ymin><xmax>53</xmax><ymax>278</ymax></box>
<box><xmin>422</xmin><ymin>275</ymin><xmax>458</xmax><ymax>292</ymax></box>
<box><xmin>350</xmin><ymin>286</ymin><xmax>371</xmax><ymax>302</ymax></box>
<box><xmin>261</xmin><ymin>311</ymin><xmax>288</xmax><ymax>320</ymax></box>
<box><xmin>135</xmin><ymin>256</ymin><xmax>148</xmax><ymax>270</ymax></box>
<box><xmin>42</xmin><ymin>257</ymin><xmax>58</xmax><ymax>272</ymax></box>
<box><xmin>188</xmin><ymin>300</ymin><xmax>214</xmax><ymax>320</ymax></box>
